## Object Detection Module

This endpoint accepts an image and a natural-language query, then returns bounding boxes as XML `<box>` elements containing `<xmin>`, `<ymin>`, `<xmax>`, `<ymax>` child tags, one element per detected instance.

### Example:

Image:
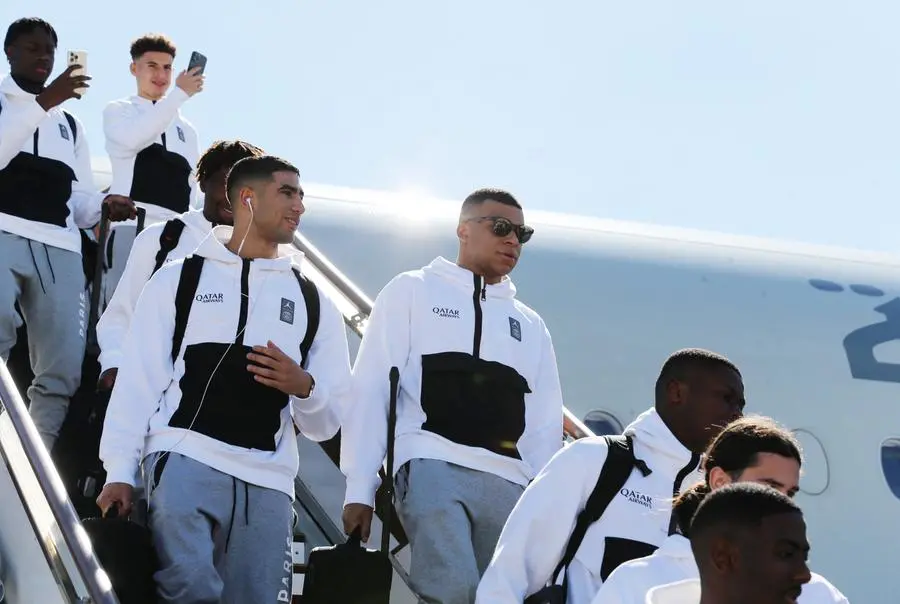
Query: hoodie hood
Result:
<box><xmin>1</xmin><ymin>73</ymin><xmax>36</xmax><ymax>101</ymax></box>
<box><xmin>182</xmin><ymin>208</ymin><xmax>215</xmax><ymax>237</ymax></box>
<box><xmin>196</xmin><ymin>225</ymin><xmax>304</xmax><ymax>272</ymax></box>
<box><xmin>423</xmin><ymin>256</ymin><xmax>516</xmax><ymax>299</ymax></box>
<box><xmin>646</xmin><ymin>578</ymin><xmax>700</xmax><ymax>604</ymax></box>
<box><xmin>655</xmin><ymin>534</ymin><xmax>693</xmax><ymax>560</ymax></box>
<box><xmin>625</xmin><ymin>408</ymin><xmax>698</xmax><ymax>474</ymax></box>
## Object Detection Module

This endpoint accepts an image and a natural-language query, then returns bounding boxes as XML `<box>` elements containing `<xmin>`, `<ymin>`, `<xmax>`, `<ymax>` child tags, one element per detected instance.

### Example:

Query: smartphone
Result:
<box><xmin>67</xmin><ymin>49</ymin><xmax>88</xmax><ymax>95</ymax></box>
<box><xmin>187</xmin><ymin>51</ymin><xmax>207</xmax><ymax>75</ymax></box>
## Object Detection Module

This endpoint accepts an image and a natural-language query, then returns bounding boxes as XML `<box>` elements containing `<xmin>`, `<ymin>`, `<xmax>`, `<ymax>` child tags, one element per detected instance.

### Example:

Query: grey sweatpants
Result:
<box><xmin>101</xmin><ymin>222</ymin><xmax>138</xmax><ymax>310</ymax></box>
<box><xmin>395</xmin><ymin>458</ymin><xmax>525</xmax><ymax>604</ymax></box>
<box><xmin>143</xmin><ymin>452</ymin><xmax>294</xmax><ymax>604</ymax></box>
<box><xmin>0</xmin><ymin>231</ymin><xmax>87</xmax><ymax>449</ymax></box>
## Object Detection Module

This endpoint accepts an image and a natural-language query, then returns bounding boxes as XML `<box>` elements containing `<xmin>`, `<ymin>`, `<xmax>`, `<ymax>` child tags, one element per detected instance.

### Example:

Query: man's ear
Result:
<box><xmin>709</xmin><ymin>536</ymin><xmax>739</xmax><ymax>574</ymax></box>
<box><xmin>708</xmin><ymin>467</ymin><xmax>733</xmax><ymax>491</ymax></box>
<box><xmin>198</xmin><ymin>179</ymin><xmax>207</xmax><ymax>194</ymax></box>
<box><xmin>665</xmin><ymin>379</ymin><xmax>688</xmax><ymax>408</ymax></box>
<box><xmin>457</xmin><ymin>221</ymin><xmax>467</xmax><ymax>242</ymax></box>
<box><xmin>129</xmin><ymin>62</ymin><xmax>137</xmax><ymax>77</ymax></box>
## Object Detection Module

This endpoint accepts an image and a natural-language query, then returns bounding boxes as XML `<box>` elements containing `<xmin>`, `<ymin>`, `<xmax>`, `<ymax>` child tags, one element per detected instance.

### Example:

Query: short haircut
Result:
<box><xmin>5</xmin><ymin>17</ymin><xmax>57</xmax><ymax>49</ymax></box>
<box><xmin>690</xmin><ymin>482</ymin><xmax>801</xmax><ymax>546</ymax></box>
<box><xmin>196</xmin><ymin>140</ymin><xmax>266</xmax><ymax>183</ymax></box>
<box><xmin>225</xmin><ymin>155</ymin><xmax>300</xmax><ymax>204</ymax></box>
<box><xmin>461</xmin><ymin>187</ymin><xmax>521</xmax><ymax>214</ymax></box>
<box><xmin>654</xmin><ymin>348</ymin><xmax>740</xmax><ymax>404</ymax></box>
<box><xmin>672</xmin><ymin>481</ymin><xmax>710</xmax><ymax>538</ymax></box>
<box><xmin>704</xmin><ymin>416</ymin><xmax>802</xmax><ymax>483</ymax></box>
<box><xmin>130</xmin><ymin>33</ymin><xmax>176</xmax><ymax>60</ymax></box>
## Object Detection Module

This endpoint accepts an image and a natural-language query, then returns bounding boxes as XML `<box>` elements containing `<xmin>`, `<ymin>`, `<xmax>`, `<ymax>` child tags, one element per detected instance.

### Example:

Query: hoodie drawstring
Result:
<box><xmin>26</xmin><ymin>240</ymin><xmax>56</xmax><ymax>294</ymax></box>
<box><xmin>224</xmin><ymin>477</ymin><xmax>252</xmax><ymax>553</ymax></box>
<box><xmin>226</xmin><ymin>477</ymin><xmax>237</xmax><ymax>552</ymax></box>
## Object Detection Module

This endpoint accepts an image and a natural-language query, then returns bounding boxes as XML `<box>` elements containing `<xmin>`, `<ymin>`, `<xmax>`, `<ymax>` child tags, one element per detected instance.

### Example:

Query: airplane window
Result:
<box><xmin>583</xmin><ymin>410</ymin><xmax>623</xmax><ymax>436</ymax></box>
<box><xmin>881</xmin><ymin>438</ymin><xmax>900</xmax><ymax>499</ymax></box>
<box><xmin>792</xmin><ymin>429</ymin><xmax>829</xmax><ymax>496</ymax></box>
<box><xmin>808</xmin><ymin>279</ymin><xmax>843</xmax><ymax>293</ymax></box>
<box><xmin>849</xmin><ymin>284</ymin><xmax>885</xmax><ymax>297</ymax></box>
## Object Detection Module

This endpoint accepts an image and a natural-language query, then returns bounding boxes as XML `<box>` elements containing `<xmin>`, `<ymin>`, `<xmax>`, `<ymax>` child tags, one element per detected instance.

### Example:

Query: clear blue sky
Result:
<box><xmin>4</xmin><ymin>1</ymin><xmax>899</xmax><ymax>251</ymax></box>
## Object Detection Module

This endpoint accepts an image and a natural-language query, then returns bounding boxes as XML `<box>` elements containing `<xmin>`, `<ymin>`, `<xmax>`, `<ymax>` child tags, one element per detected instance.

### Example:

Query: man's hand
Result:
<box><xmin>103</xmin><ymin>194</ymin><xmax>136</xmax><ymax>222</ymax></box>
<box><xmin>342</xmin><ymin>503</ymin><xmax>374</xmax><ymax>543</ymax></box>
<box><xmin>176</xmin><ymin>66</ymin><xmax>204</xmax><ymax>97</ymax></box>
<box><xmin>97</xmin><ymin>368</ymin><xmax>117</xmax><ymax>392</ymax></box>
<box><xmin>35</xmin><ymin>65</ymin><xmax>91</xmax><ymax>111</ymax></box>
<box><xmin>96</xmin><ymin>482</ymin><xmax>134</xmax><ymax>517</ymax></box>
<box><xmin>247</xmin><ymin>340</ymin><xmax>312</xmax><ymax>396</ymax></box>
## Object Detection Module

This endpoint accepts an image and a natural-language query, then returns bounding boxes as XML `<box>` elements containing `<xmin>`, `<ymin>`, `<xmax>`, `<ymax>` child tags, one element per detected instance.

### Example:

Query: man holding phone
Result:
<box><xmin>0</xmin><ymin>17</ymin><xmax>135</xmax><ymax>448</ymax></box>
<box><xmin>102</xmin><ymin>34</ymin><xmax>204</xmax><ymax>303</ymax></box>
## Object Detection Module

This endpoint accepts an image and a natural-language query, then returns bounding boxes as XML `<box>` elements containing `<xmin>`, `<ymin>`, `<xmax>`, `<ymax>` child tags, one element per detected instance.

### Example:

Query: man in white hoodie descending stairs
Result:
<box><xmin>592</xmin><ymin>416</ymin><xmax>850</xmax><ymax>604</ymax></box>
<box><xmin>96</xmin><ymin>156</ymin><xmax>351</xmax><ymax>603</ymax></box>
<box><xmin>0</xmin><ymin>17</ymin><xmax>135</xmax><ymax>449</ymax></box>
<box><xmin>341</xmin><ymin>188</ymin><xmax>565</xmax><ymax>604</ymax></box>
<box><xmin>475</xmin><ymin>348</ymin><xmax>745</xmax><ymax>604</ymax></box>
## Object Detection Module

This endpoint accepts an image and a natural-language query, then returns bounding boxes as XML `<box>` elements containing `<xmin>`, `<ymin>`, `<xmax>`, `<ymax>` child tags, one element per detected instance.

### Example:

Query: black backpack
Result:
<box><xmin>171</xmin><ymin>254</ymin><xmax>320</xmax><ymax>368</ymax></box>
<box><xmin>524</xmin><ymin>435</ymin><xmax>650</xmax><ymax>604</ymax></box>
<box><xmin>151</xmin><ymin>218</ymin><xmax>187</xmax><ymax>276</ymax></box>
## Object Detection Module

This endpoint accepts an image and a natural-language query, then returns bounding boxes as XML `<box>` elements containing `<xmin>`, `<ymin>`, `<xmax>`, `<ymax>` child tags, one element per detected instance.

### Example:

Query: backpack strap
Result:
<box><xmin>63</xmin><ymin>111</ymin><xmax>77</xmax><ymax>145</ymax></box>
<box><xmin>291</xmin><ymin>268</ymin><xmax>320</xmax><ymax>369</ymax></box>
<box><xmin>171</xmin><ymin>255</ymin><xmax>204</xmax><ymax>363</ymax></box>
<box><xmin>153</xmin><ymin>218</ymin><xmax>187</xmax><ymax>276</ymax></box>
<box><xmin>551</xmin><ymin>435</ymin><xmax>643</xmax><ymax>590</ymax></box>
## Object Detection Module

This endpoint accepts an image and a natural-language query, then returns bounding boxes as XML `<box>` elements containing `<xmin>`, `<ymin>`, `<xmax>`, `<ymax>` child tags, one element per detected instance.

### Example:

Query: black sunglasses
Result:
<box><xmin>471</xmin><ymin>216</ymin><xmax>534</xmax><ymax>244</ymax></box>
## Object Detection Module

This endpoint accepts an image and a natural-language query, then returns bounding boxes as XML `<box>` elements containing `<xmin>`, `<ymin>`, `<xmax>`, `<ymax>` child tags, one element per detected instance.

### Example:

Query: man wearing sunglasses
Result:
<box><xmin>340</xmin><ymin>187</ymin><xmax>564</xmax><ymax>603</ymax></box>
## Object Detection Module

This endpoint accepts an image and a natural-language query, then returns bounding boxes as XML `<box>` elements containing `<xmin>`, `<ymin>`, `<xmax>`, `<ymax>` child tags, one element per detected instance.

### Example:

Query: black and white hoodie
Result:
<box><xmin>0</xmin><ymin>74</ymin><xmax>102</xmax><ymax>253</ymax></box>
<box><xmin>341</xmin><ymin>256</ymin><xmax>565</xmax><ymax>508</ymax></box>
<box><xmin>99</xmin><ymin>226</ymin><xmax>351</xmax><ymax>498</ymax></box>
<box><xmin>103</xmin><ymin>88</ymin><xmax>200</xmax><ymax>227</ymax></box>
<box><xmin>475</xmin><ymin>408</ymin><xmax>703</xmax><ymax>604</ymax></box>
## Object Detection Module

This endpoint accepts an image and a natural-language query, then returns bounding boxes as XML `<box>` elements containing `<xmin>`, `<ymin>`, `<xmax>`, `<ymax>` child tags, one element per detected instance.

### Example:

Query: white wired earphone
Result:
<box><xmin>144</xmin><ymin>192</ymin><xmax>267</xmax><ymax>511</ymax></box>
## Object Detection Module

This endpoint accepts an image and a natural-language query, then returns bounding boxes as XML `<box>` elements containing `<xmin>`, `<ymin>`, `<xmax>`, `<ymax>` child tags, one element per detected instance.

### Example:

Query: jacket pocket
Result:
<box><xmin>169</xmin><ymin>342</ymin><xmax>290</xmax><ymax>450</ymax></box>
<box><xmin>0</xmin><ymin>152</ymin><xmax>74</xmax><ymax>227</ymax></box>
<box><xmin>419</xmin><ymin>351</ymin><xmax>531</xmax><ymax>459</ymax></box>
<box><xmin>600</xmin><ymin>536</ymin><xmax>658</xmax><ymax>581</ymax></box>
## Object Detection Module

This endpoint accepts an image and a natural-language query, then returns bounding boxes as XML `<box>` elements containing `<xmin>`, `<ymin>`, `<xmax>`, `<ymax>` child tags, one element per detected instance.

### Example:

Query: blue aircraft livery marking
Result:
<box><xmin>809</xmin><ymin>278</ymin><xmax>900</xmax><ymax>384</ymax></box>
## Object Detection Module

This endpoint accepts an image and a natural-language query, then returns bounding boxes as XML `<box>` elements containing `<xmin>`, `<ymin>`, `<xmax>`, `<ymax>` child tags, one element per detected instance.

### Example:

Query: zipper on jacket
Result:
<box><xmin>472</xmin><ymin>273</ymin><xmax>484</xmax><ymax>358</ymax></box>
<box><xmin>161</xmin><ymin>131</ymin><xmax>168</xmax><ymax>150</ymax></box>
<box><xmin>667</xmin><ymin>452</ymin><xmax>701</xmax><ymax>535</ymax></box>
<box><xmin>33</xmin><ymin>130</ymin><xmax>39</xmax><ymax>155</ymax></box>
<box><xmin>235</xmin><ymin>259</ymin><xmax>251</xmax><ymax>345</ymax></box>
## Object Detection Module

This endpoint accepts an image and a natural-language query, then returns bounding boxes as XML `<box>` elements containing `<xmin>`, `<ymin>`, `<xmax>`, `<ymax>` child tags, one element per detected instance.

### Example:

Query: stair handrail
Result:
<box><xmin>0</xmin><ymin>361</ymin><xmax>119</xmax><ymax>604</ymax></box>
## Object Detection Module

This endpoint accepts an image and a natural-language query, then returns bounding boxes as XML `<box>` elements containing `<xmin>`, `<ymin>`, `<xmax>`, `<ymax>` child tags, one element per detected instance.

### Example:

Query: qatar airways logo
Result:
<box><xmin>620</xmin><ymin>488</ymin><xmax>652</xmax><ymax>509</ymax></box>
<box><xmin>433</xmin><ymin>307</ymin><xmax>460</xmax><ymax>319</ymax></box>
<box><xmin>196</xmin><ymin>292</ymin><xmax>224</xmax><ymax>303</ymax></box>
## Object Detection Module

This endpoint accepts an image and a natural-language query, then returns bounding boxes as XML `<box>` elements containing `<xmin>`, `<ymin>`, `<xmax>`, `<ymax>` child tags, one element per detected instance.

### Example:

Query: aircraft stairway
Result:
<box><xmin>0</xmin><ymin>361</ymin><xmax>117</xmax><ymax>603</ymax></box>
<box><xmin>0</xmin><ymin>228</ymin><xmax>594</xmax><ymax>603</ymax></box>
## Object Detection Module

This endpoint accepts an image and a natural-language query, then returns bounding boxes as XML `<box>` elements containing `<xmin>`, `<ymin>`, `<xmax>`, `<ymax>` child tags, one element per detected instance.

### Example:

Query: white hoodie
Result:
<box><xmin>97</xmin><ymin>208</ymin><xmax>214</xmax><ymax>373</ymax></box>
<box><xmin>340</xmin><ymin>256</ymin><xmax>564</xmax><ymax>508</ymax></box>
<box><xmin>103</xmin><ymin>90</ymin><xmax>201</xmax><ymax>227</ymax></box>
<box><xmin>475</xmin><ymin>408</ymin><xmax>703</xmax><ymax>604</ymax></box>
<box><xmin>0</xmin><ymin>74</ymin><xmax>102</xmax><ymax>253</ymax></box>
<box><xmin>594</xmin><ymin>534</ymin><xmax>850</xmax><ymax>604</ymax></box>
<box><xmin>644</xmin><ymin>575</ymin><xmax>848</xmax><ymax>604</ymax></box>
<box><xmin>99</xmin><ymin>226</ymin><xmax>350</xmax><ymax>498</ymax></box>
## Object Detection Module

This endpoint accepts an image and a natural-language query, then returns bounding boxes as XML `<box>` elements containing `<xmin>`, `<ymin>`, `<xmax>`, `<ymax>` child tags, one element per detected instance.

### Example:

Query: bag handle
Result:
<box><xmin>379</xmin><ymin>366</ymin><xmax>400</xmax><ymax>555</ymax></box>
